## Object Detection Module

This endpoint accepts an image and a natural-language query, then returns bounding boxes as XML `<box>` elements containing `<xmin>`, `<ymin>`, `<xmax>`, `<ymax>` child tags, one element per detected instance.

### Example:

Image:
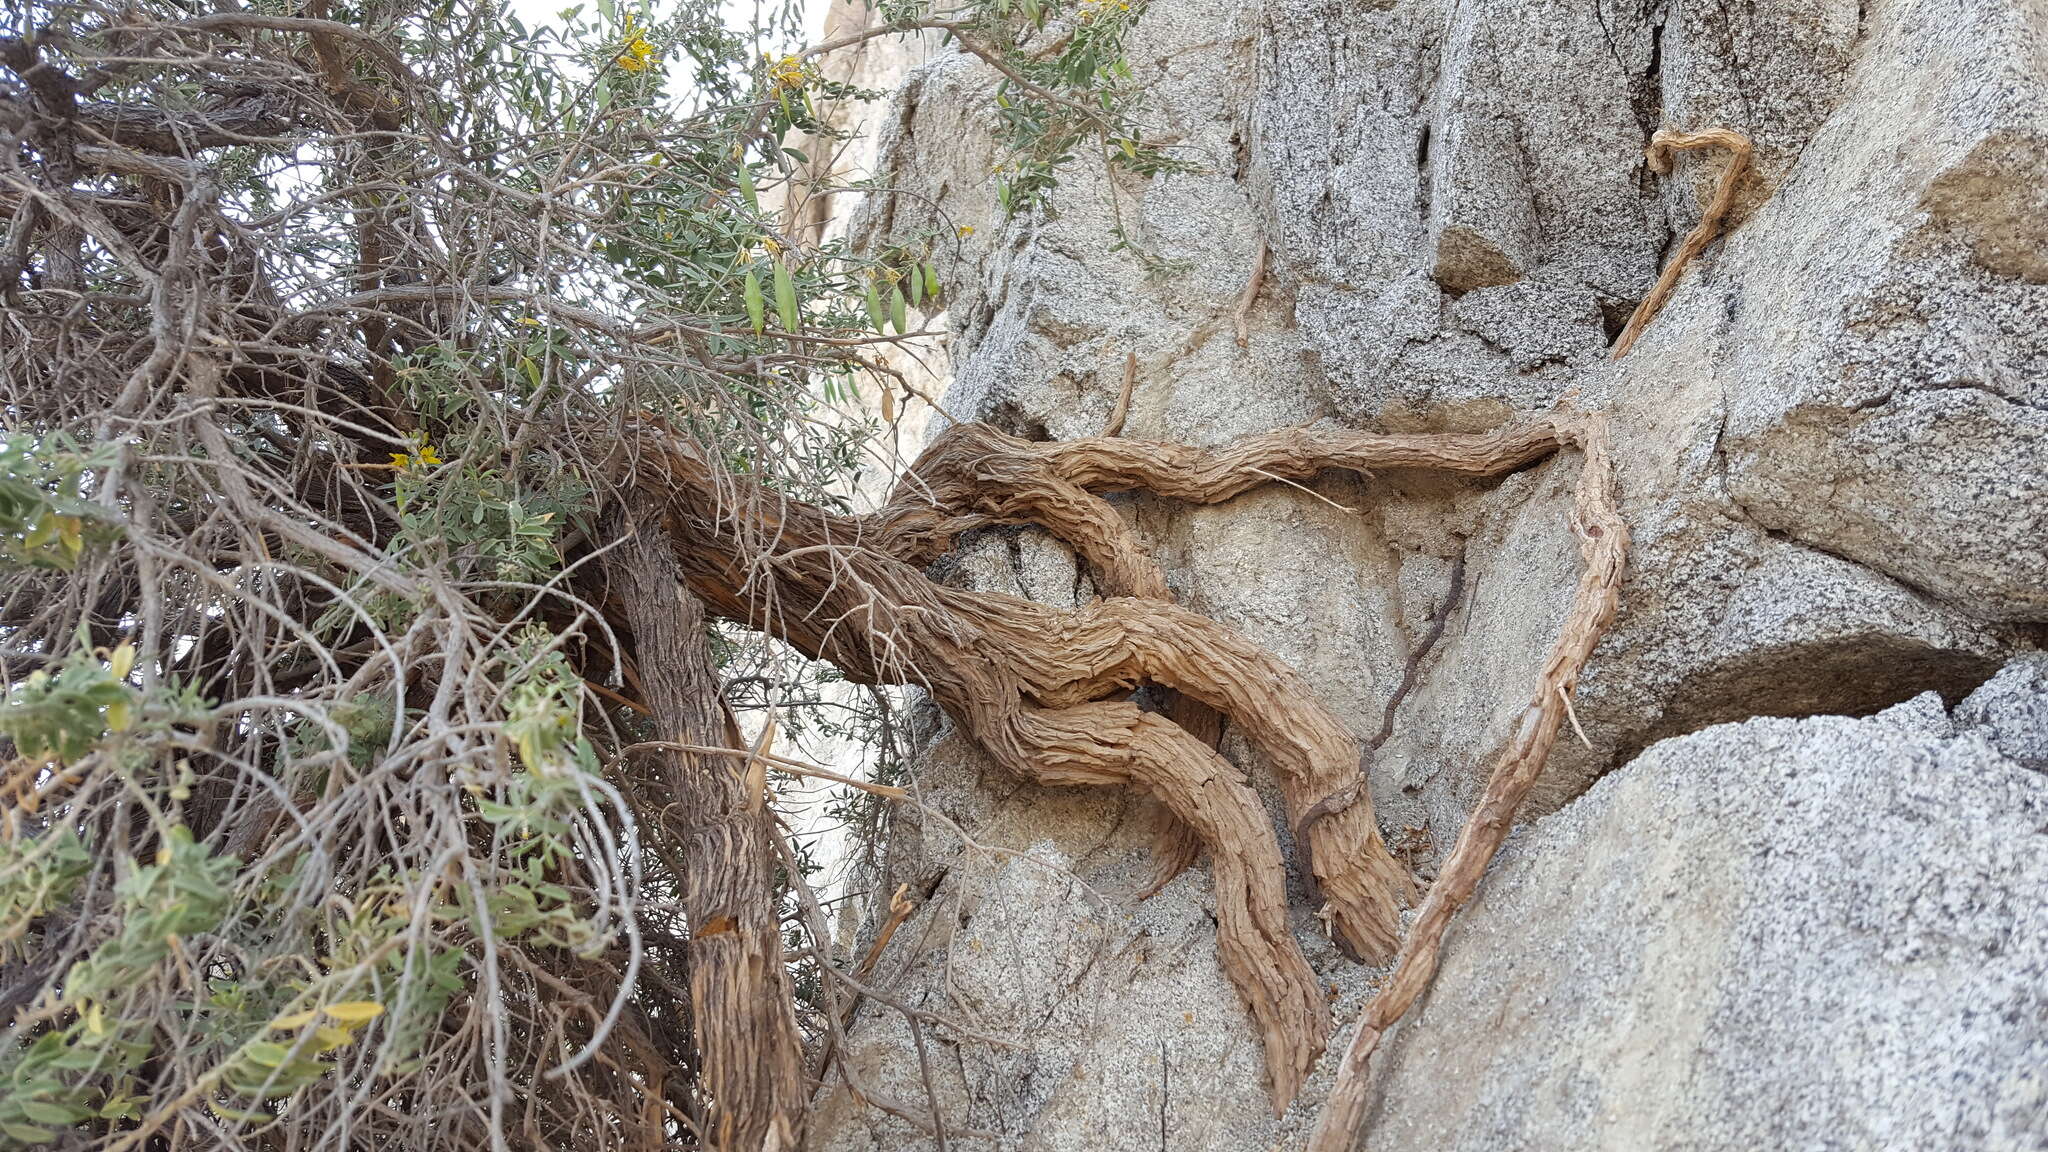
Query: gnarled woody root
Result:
<box><xmin>1308</xmin><ymin>416</ymin><xmax>1628</xmax><ymax>1150</ymax></box>
<box><xmin>627</xmin><ymin>410</ymin><xmax>1623</xmax><ymax>1112</ymax></box>
<box><xmin>1612</xmin><ymin>127</ymin><xmax>1753</xmax><ymax>358</ymax></box>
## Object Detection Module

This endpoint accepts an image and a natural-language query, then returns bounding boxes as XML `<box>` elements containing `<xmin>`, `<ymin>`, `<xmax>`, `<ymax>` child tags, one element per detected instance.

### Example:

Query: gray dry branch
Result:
<box><xmin>628</xmin><ymin>409</ymin><xmax>1627</xmax><ymax>1112</ymax></box>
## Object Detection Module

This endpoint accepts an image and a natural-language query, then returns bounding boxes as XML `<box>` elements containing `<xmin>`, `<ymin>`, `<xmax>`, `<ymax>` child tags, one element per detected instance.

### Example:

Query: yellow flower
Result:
<box><xmin>956</xmin><ymin>225</ymin><xmax>976</xmax><ymax>237</ymax></box>
<box><xmin>767</xmin><ymin>54</ymin><xmax>805</xmax><ymax>91</ymax></box>
<box><xmin>616</xmin><ymin>32</ymin><xmax>657</xmax><ymax>73</ymax></box>
<box><xmin>390</xmin><ymin>444</ymin><xmax>443</xmax><ymax>470</ymax></box>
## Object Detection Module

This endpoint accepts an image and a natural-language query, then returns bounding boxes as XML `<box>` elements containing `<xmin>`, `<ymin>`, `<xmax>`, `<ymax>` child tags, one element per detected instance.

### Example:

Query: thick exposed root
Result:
<box><xmin>1008</xmin><ymin>700</ymin><xmax>1326</xmax><ymax>1107</ymax></box>
<box><xmin>995</xmin><ymin>595</ymin><xmax>1419</xmax><ymax>962</ymax></box>
<box><xmin>1307</xmin><ymin>416</ymin><xmax>1629</xmax><ymax>1151</ymax></box>
<box><xmin>1140</xmin><ymin>691</ymin><xmax>1222</xmax><ymax>897</ymax></box>
<box><xmin>633</xmin><ymin>410</ymin><xmax>1624</xmax><ymax>1115</ymax></box>
<box><xmin>874</xmin><ymin>421</ymin><xmax>1223</xmax><ymax>898</ymax></box>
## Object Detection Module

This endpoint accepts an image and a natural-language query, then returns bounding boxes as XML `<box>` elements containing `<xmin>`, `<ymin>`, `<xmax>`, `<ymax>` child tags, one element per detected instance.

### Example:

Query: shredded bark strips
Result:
<box><xmin>628</xmin><ymin>409</ymin><xmax>1627</xmax><ymax>1113</ymax></box>
<box><xmin>1613</xmin><ymin>127</ymin><xmax>1755</xmax><ymax>358</ymax></box>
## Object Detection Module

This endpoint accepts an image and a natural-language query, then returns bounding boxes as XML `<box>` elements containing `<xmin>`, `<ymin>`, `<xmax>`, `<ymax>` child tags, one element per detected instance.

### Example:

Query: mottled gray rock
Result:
<box><xmin>1870</xmin><ymin>688</ymin><xmax>1956</xmax><ymax>738</ymax></box>
<box><xmin>1701</xmin><ymin>0</ymin><xmax>2048</xmax><ymax>620</ymax></box>
<box><xmin>1958</xmin><ymin>654</ymin><xmax>2048</xmax><ymax>771</ymax></box>
<box><xmin>1366</xmin><ymin>709</ymin><xmax>2048</xmax><ymax>1152</ymax></box>
<box><xmin>806</xmin><ymin>0</ymin><xmax>2048</xmax><ymax>1146</ymax></box>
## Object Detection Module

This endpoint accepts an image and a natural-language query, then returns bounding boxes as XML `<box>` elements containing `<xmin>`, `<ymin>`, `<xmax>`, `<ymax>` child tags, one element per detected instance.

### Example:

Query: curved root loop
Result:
<box><xmin>642</xmin><ymin>409</ymin><xmax>1626</xmax><ymax>1118</ymax></box>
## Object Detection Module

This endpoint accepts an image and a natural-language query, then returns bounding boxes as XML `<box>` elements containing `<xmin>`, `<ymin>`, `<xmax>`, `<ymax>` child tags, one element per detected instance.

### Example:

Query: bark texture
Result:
<box><xmin>608</xmin><ymin>517</ymin><xmax>807</xmax><ymax>1151</ymax></box>
<box><xmin>627</xmin><ymin>412</ymin><xmax>1616</xmax><ymax>1110</ymax></box>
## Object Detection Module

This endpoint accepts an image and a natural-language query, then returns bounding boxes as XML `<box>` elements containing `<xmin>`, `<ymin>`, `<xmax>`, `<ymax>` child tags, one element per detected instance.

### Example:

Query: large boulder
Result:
<box><xmin>806</xmin><ymin>0</ymin><xmax>2048</xmax><ymax>1145</ymax></box>
<box><xmin>1365</xmin><ymin>692</ymin><xmax>2048</xmax><ymax>1150</ymax></box>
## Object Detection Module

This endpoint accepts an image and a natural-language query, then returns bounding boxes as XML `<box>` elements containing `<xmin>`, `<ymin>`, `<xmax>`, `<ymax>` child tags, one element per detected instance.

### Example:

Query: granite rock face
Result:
<box><xmin>1958</xmin><ymin>655</ymin><xmax>2048</xmax><ymax>772</ymax></box>
<box><xmin>1365</xmin><ymin>700</ymin><xmax>2048</xmax><ymax>1152</ymax></box>
<box><xmin>805</xmin><ymin>0</ymin><xmax>2048</xmax><ymax>1147</ymax></box>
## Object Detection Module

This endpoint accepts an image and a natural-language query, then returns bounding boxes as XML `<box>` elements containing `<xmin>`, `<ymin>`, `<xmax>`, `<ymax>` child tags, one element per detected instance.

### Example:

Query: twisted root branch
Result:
<box><xmin>1307</xmin><ymin>416</ymin><xmax>1628</xmax><ymax>1149</ymax></box>
<box><xmin>635</xmin><ymin>409</ymin><xmax>1624</xmax><ymax>1112</ymax></box>
<box><xmin>1612</xmin><ymin>127</ymin><xmax>1754</xmax><ymax>358</ymax></box>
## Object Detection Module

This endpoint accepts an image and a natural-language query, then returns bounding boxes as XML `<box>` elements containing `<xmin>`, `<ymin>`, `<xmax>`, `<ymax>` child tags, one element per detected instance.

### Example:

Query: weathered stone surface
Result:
<box><xmin>1698</xmin><ymin>0</ymin><xmax>2048</xmax><ymax>620</ymax></box>
<box><xmin>1365</xmin><ymin>706</ymin><xmax>2048</xmax><ymax>1152</ymax></box>
<box><xmin>805</xmin><ymin>0</ymin><xmax>2048</xmax><ymax>1146</ymax></box>
<box><xmin>1958</xmin><ymin>654</ymin><xmax>2048</xmax><ymax>771</ymax></box>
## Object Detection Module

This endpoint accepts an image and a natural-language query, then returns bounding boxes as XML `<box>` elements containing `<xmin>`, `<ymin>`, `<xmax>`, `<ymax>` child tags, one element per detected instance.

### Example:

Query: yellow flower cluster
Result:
<box><xmin>615</xmin><ymin>20</ymin><xmax>657</xmax><ymax>73</ymax></box>
<box><xmin>1077</xmin><ymin>0</ymin><xmax>1131</xmax><ymax>21</ymax></box>
<box><xmin>390</xmin><ymin>444</ymin><xmax>443</xmax><ymax>470</ymax></box>
<box><xmin>766</xmin><ymin>53</ymin><xmax>805</xmax><ymax>92</ymax></box>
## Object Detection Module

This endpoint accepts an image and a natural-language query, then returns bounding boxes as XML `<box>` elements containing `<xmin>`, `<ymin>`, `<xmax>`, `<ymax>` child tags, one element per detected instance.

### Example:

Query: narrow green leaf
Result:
<box><xmin>863</xmin><ymin>281</ymin><xmax>886</xmax><ymax>332</ymax></box>
<box><xmin>743</xmin><ymin>268</ymin><xmax>765</xmax><ymax>334</ymax></box>
<box><xmin>923</xmin><ymin>260</ymin><xmax>941</xmax><ymax>302</ymax></box>
<box><xmin>772</xmin><ymin>260</ymin><xmax>799</xmax><ymax>333</ymax></box>
<box><xmin>244</xmin><ymin>1041</ymin><xmax>290</xmax><ymax>1068</ymax></box>
<box><xmin>908</xmin><ymin>262</ymin><xmax>924</xmax><ymax>308</ymax></box>
<box><xmin>19</xmin><ymin>1100</ymin><xmax>86</xmax><ymax>1125</ymax></box>
<box><xmin>737</xmin><ymin>165</ymin><xmax>758</xmax><ymax>213</ymax></box>
<box><xmin>889</xmin><ymin>285</ymin><xmax>908</xmax><ymax>334</ymax></box>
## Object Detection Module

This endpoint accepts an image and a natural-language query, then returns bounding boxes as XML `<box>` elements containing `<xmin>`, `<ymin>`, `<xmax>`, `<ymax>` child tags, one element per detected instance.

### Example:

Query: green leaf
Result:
<box><xmin>889</xmin><ymin>285</ymin><xmax>908</xmax><ymax>334</ymax></box>
<box><xmin>908</xmin><ymin>263</ymin><xmax>924</xmax><ymax>308</ymax></box>
<box><xmin>863</xmin><ymin>282</ymin><xmax>886</xmax><ymax>333</ymax></box>
<box><xmin>737</xmin><ymin>165</ymin><xmax>758</xmax><ymax>213</ymax></box>
<box><xmin>243</xmin><ymin>1041</ymin><xmax>290</xmax><ymax>1068</ymax></box>
<box><xmin>19</xmin><ymin>1100</ymin><xmax>86</xmax><ymax>1125</ymax></box>
<box><xmin>772</xmin><ymin>260</ymin><xmax>799</xmax><ymax>333</ymax></box>
<box><xmin>743</xmin><ymin>268</ymin><xmax>765</xmax><ymax>334</ymax></box>
<box><xmin>924</xmin><ymin>261</ymin><xmax>942</xmax><ymax>301</ymax></box>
